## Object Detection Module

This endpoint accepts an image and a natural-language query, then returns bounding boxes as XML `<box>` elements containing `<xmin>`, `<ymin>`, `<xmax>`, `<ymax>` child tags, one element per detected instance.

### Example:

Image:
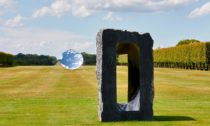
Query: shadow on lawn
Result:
<box><xmin>154</xmin><ymin>115</ymin><xmax>195</xmax><ymax>121</ymax></box>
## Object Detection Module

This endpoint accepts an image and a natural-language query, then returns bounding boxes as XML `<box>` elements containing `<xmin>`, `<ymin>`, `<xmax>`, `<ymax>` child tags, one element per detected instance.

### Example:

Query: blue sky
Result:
<box><xmin>0</xmin><ymin>0</ymin><xmax>210</xmax><ymax>58</ymax></box>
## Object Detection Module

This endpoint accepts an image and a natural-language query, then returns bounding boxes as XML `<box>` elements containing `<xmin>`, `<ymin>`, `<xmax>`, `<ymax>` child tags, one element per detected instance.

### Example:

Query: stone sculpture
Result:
<box><xmin>96</xmin><ymin>29</ymin><xmax>154</xmax><ymax>122</ymax></box>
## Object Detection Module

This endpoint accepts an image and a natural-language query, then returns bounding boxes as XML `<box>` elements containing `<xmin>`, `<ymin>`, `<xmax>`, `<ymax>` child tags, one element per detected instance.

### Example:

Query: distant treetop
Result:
<box><xmin>81</xmin><ymin>52</ymin><xmax>96</xmax><ymax>65</ymax></box>
<box><xmin>176</xmin><ymin>39</ymin><xmax>200</xmax><ymax>46</ymax></box>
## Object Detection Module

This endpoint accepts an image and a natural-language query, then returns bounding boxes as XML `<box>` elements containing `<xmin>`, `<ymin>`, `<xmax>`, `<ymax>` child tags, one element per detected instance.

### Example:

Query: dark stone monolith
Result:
<box><xmin>96</xmin><ymin>29</ymin><xmax>154</xmax><ymax>122</ymax></box>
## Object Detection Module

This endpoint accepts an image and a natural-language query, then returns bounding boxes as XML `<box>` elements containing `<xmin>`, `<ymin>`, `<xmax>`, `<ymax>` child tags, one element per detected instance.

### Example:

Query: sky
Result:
<box><xmin>0</xmin><ymin>0</ymin><xmax>210</xmax><ymax>58</ymax></box>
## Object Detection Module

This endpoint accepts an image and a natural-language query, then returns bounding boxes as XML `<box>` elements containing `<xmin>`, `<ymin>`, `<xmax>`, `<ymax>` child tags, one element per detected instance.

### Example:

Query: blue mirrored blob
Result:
<box><xmin>60</xmin><ymin>49</ymin><xmax>83</xmax><ymax>70</ymax></box>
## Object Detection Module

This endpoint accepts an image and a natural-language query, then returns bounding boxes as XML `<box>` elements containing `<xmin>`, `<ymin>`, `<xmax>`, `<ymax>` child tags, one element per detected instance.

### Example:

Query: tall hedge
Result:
<box><xmin>117</xmin><ymin>54</ymin><xmax>127</xmax><ymax>65</ymax></box>
<box><xmin>0</xmin><ymin>52</ymin><xmax>14</xmax><ymax>66</ymax></box>
<box><xmin>154</xmin><ymin>42</ymin><xmax>210</xmax><ymax>70</ymax></box>
<box><xmin>206</xmin><ymin>42</ymin><xmax>210</xmax><ymax>64</ymax></box>
<box><xmin>176</xmin><ymin>39</ymin><xmax>200</xmax><ymax>46</ymax></box>
<box><xmin>118</xmin><ymin>42</ymin><xmax>210</xmax><ymax>70</ymax></box>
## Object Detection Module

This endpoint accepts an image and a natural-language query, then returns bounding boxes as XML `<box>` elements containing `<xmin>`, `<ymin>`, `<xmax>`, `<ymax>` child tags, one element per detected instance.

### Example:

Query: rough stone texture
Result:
<box><xmin>96</xmin><ymin>29</ymin><xmax>154</xmax><ymax>122</ymax></box>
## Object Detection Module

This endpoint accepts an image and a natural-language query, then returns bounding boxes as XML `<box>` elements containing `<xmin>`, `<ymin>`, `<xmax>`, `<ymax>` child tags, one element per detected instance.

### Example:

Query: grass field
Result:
<box><xmin>0</xmin><ymin>66</ymin><xmax>210</xmax><ymax>126</ymax></box>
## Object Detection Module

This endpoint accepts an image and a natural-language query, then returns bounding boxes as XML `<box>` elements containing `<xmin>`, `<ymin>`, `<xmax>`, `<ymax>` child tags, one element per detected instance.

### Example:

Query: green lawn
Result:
<box><xmin>0</xmin><ymin>66</ymin><xmax>210</xmax><ymax>126</ymax></box>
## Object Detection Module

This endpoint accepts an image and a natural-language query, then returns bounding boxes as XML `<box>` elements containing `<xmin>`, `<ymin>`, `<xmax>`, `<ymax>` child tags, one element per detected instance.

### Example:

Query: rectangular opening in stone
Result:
<box><xmin>117</xmin><ymin>54</ymin><xmax>128</xmax><ymax>103</ymax></box>
<box><xmin>116</xmin><ymin>43</ymin><xmax>140</xmax><ymax>111</ymax></box>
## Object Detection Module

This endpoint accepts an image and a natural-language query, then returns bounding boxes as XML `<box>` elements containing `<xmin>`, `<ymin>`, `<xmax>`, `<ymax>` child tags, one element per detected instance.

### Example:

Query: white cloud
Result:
<box><xmin>4</xmin><ymin>14</ymin><xmax>25</xmax><ymax>27</ymax></box>
<box><xmin>32</xmin><ymin>7</ymin><xmax>52</xmax><ymax>18</ymax></box>
<box><xmin>0</xmin><ymin>27</ymin><xmax>94</xmax><ymax>58</ymax></box>
<box><xmin>188</xmin><ymin>2</ymin><xmax>210</xmax><ymax>18</ymax></box>
<box><xmin>50</xmin><ymin>0</ymin><xmax>71</xmax><ymax>16</ymax></box>
<box><xmin>0</xmin><ymin>0</ymin><xmax>15</xmax><ymax>9</ymax></box>
<box><xmin>32</xmin><ymin>0</ymin><xmax>71</xmax><ymax>18</ymax></box>
<box><xmin>0</xmin><ymin>18</ymin><xmax>3</xmax><ymax>24</ymax></box>
<box><xmin>102</xmin><ymin>0</ymin><xmax>197</xmax><ymax>12</ymax></box>
<box><xmin>103</xmin><ymin>12</ymin><xmax>122</xmax><ymax>21</ymax></box>
<box><xmin>32</xmin><ymin>0</ymin><xmax>197</xmax><ymax>18</ymax></box>
<box><xmin>72</xmin><ymin>5</ymin><xmax>91</xmax><ymax>18</ymax></box>
<box><xmin>0</xmin><ymin>0</ymin><xmax>15</xmax><ymax>15</ymax></box>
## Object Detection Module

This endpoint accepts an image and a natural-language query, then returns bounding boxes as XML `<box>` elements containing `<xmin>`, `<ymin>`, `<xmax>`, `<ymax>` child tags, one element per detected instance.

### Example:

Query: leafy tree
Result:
<box><xmin>81</xmin><ymin>52</ymin><xmax>96</xmax><ymax>65</ymax></box>
<box><xmin>0</xmin><ymin>52</ymin><xmax>14</xmax><ymax>67</ymax></box>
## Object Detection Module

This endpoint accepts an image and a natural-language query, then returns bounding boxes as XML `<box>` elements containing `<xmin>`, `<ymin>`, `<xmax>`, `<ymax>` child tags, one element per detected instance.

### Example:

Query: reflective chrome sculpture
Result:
<box><xmin>60</xmin><ymin>49</ymin><xmax>83</xmax><ymax>70</ymax></box>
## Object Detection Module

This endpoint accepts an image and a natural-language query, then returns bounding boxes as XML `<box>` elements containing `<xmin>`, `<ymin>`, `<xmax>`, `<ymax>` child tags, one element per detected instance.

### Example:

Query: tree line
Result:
<box><xmin>0</xmin><ymin>51</ymin><xmax>97</xmax><ymax>67</ymax></box>
<box><xmin>0</xmin><ymin>52</ymin><xmax>57</xmax><ymax>67</ymax></box>
<box><xmin>14</xmin><ymin>53</ymin><xmax>57</xmax><ymax>66</ymax></box>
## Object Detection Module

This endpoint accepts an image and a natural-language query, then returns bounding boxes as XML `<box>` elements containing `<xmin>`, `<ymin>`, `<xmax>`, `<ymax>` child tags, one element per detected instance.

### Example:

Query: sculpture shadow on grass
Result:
<box><xmin>154</xmin><ymin>115</ymin><xmax>195</xmax><ymax>121</ymax></box>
